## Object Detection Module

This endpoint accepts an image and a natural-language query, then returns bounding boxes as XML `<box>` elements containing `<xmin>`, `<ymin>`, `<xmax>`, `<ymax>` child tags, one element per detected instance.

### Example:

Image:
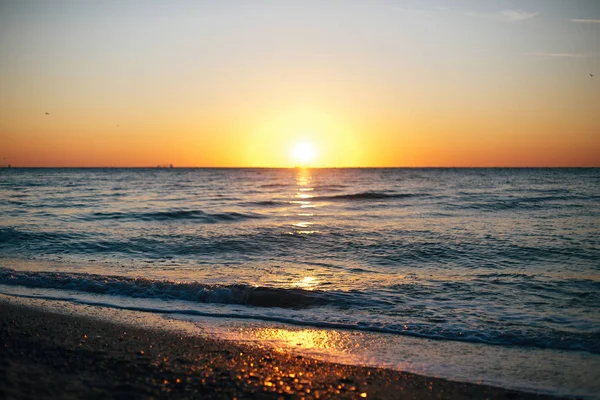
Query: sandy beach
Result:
<box><xmin>0</xmin><ymin>296</ymin><xmax>560</xmax><ymax>400</ymax></box>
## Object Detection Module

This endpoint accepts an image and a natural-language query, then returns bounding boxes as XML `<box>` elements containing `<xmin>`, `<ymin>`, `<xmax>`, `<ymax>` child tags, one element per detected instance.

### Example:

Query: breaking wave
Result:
<box><xmin>0</xmin><ymin>268</ymin><xmax>326</xmax><ymax>308</ymax></box>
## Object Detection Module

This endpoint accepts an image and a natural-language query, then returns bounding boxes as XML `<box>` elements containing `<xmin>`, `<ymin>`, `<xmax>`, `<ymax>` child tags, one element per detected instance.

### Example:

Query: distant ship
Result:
<box><xmin>156</xmin><ymin>164</ymin><xmax>174</xmax><ymax>169</ymax></box>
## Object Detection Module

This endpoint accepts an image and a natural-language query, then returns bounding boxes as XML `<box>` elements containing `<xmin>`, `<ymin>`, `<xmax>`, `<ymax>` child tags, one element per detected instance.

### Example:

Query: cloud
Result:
<box><xmin>468</xmin><ymin>9</ymin><xmax>539</xmax><ymax>23</ymax></box>
<box><xmin>393</xmin><ymin>6</ymin><xmax>434</xmax><ymax>18</ymax></box>
<box><xmin>570</xmin><ymin>19</ymin><xmax>600</xmax><ymax>23</ymax></box>
<box><xmin>525</xmin><ymin>52</ymin><xmax>587</xmax><ymax>58</ymax></box>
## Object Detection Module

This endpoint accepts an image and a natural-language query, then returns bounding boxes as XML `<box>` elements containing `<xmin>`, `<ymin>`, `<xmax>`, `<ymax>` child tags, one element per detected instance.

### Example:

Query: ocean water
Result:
<box><xmin>1</xmin><ymin>168</ymin><xmax>599</xmax><ymax>396</ymax></box>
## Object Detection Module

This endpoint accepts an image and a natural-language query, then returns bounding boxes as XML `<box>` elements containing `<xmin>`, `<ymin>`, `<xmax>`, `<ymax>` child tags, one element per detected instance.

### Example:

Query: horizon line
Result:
<box><xmin>2</xmin><ymin>166</ymin><xmax>599</xmax><ymax>169</ymax></box>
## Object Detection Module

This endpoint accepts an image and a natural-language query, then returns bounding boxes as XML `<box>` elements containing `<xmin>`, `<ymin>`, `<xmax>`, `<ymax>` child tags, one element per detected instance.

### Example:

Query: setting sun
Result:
<box><xmin>290</xmin><ymin>141</ymin><xmax>318</xmax><ymax>166</ymax></box>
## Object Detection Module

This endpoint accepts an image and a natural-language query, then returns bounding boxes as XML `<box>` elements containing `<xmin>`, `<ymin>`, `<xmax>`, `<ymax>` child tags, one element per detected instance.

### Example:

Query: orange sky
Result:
<box><xmin>1</xmin><ymin>0</ymin><xmax>599</xmax><ymax>167</ymax></box>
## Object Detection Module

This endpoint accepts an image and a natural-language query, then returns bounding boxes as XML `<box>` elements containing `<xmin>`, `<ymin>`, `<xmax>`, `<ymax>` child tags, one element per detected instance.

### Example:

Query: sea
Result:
<box><xmin>1</xmin><ymin>167</ymin><xmax>599</xmax><ymax>398</ymax></box>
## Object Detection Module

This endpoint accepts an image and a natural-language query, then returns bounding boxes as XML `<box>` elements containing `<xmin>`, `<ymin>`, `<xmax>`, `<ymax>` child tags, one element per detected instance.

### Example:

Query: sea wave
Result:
<box><xmin>311</xmin><ymin>191</ymin><xmax>425</xmax><ymax>201</ymax></box>
<box><xmin>0</xmin><ymin>227</ymin><xmax>313</xmax><ymax>258</ymax></box>
<box><xmin>450</xmin><ymin>194</ymin><xmax>599</xmax><ymax>212</ymax></box>
<box><xmin>0</xmin><ymin>227</ymin><xmax>85</xmax><ymax>245</ymax></box>
<box><xmin>259</xmin><ymin>183</ymin><xmax>292</xmax><ymax>188</ymax></box>
<box><xmin>243</xmin><ymin>200</ymin><xmax>286</xmax><ymax>207</ymax></box>
<box><xmin>87</xmin><ymin>210</ymin><xmax>264</xmax><ymax>222</ymax></box>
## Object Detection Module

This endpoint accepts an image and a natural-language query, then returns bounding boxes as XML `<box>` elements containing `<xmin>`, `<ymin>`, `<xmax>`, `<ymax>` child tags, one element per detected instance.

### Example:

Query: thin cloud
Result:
<box><xmin>570</xmin><ymin>19</ymin><xmax>600</xmax><ymax>23</ymax></box>
<box><xmin>500</xmin><ymin>9</ymin><xmax>539</xmax><ymax>22</ymax></box>
<box><xmin>393</xmin><ymin>6</ymin><xmax>434</xmax><ymax>18</ymax></box>
<box><xmin>525</xmin><ymin>52</ymin><xmax>587</xmax><ymax>58</ymax></box>
<box><xmin>468</xmin><ymin>9</ymin><xmax>539</xmax><ymax>23</ymax></box>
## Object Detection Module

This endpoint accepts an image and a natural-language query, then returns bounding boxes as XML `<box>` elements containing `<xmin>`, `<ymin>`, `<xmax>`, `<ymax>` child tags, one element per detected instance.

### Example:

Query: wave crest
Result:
<box><xmin>0</xmin><ymin>269</ymin><xmax>326</xmax><ymax>308</ymax></box>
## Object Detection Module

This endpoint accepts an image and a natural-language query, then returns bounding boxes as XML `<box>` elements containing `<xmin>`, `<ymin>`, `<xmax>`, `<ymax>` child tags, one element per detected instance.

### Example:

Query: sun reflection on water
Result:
<box><xmin>292</xmin><ymin>222</ymin><xmax>312</xmax><ymax>228</ymax></box>
<box><xmin>288</xmin><ymin>168</ymin><xmax>319</xmax><ymax>233</ymax></box>
<box><xmin>295</xmin><ymin>168</ymin><xmax>312</xmax><ymax>187</ymax></box>
<box><xmin>293</xmin><ymin>276</ymin><xmax>318</xmax><ymax>289</ymax></box>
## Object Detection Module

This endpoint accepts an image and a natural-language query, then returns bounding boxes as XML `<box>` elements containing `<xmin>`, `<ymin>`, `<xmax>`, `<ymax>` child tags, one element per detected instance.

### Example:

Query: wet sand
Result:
<box><xmin>0</xmin><ymin>298</ymin><xmax>559</xmax><ymax>399</ymax></box>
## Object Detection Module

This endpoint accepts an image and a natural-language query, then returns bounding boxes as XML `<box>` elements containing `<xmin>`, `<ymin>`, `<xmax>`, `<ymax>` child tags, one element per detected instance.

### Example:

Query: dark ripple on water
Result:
<box><xmin>87</xmin><ymin>210</ymin><xmax>265</xmax><ymax>222</ymax></box>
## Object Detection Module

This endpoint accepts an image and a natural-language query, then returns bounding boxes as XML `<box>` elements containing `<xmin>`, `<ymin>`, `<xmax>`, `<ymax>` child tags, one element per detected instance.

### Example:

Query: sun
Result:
<box><xmin>290</xmin><ymin>141</ymin><xmax>318</xmax><ymax>166</ymax></box>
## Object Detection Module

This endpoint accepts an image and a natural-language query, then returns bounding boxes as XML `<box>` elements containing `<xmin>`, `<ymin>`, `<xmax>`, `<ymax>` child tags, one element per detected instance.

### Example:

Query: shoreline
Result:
<box><xmin>0</xmin><ymin>296</ymin><xmax>560</xmax><ymax>399</ymax></box>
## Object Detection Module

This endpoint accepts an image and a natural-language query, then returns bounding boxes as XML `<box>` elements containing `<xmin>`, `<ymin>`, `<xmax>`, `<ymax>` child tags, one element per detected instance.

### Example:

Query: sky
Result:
<box><xmin>1</xmin><ymin>0</ymin><xmax>599</xmax><ymax>167</ymax></box>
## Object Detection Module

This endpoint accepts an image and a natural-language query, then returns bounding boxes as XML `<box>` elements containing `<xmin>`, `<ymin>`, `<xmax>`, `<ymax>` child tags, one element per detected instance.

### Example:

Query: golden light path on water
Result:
<box><xmin>289</xmin><ymin>168</ymin><xmax>317</xmax><ymax>235</ymax></box>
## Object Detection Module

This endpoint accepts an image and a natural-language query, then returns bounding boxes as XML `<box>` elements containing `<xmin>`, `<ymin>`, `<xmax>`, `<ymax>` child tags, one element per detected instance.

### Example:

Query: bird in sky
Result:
<box><xmin>591</xmin><ymin>74</ymin><xmax>594</xmax><ymax>78</ymax></box>
<box><xmin>45</xmin><ymin>112</ymin><xmax>49</xmax><ymax>115</ymax></box>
